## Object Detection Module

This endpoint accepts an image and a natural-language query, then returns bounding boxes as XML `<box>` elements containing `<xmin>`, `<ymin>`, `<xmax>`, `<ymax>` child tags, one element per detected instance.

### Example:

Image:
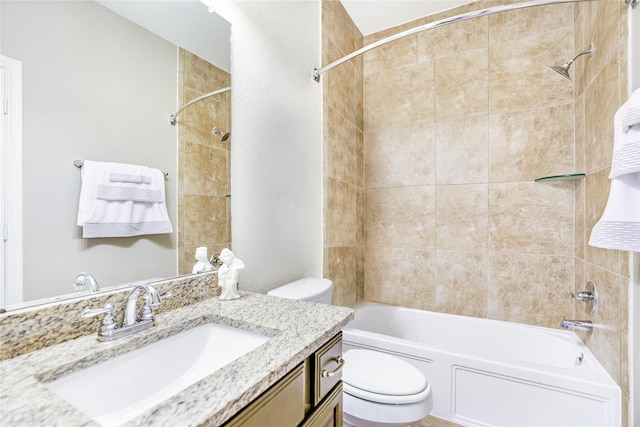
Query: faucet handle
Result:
<box><xmin>140</xmin><ymin>290</ymin><xmax>171</xmax><ymax>322</ymax></box>
<box><xmin>140</xmin><ymin>294</ymin><xmax>155</xmax><ymax>321</ymax></box>
<box><xmin>210</xmin><ymin>254</ymin><xmax>223</xmax><ymax>269</ymax></box>
<box><xmin>82</xmin><ymin>303</ymin><xmax>117</xmax><ymax>339</ymax></box>
<box><xmin>82</xmin><ymin>302</ymin><xmax>114</xmax><ymax>319</ymax></box>
<box><xmin>567</xmin><ymin>281</ymin><xmax>598</xmax><ymax>314</ymax></box>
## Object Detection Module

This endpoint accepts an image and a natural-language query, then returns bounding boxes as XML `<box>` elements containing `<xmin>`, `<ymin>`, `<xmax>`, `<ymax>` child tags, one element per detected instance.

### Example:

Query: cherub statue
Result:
<box><xmin>192</xmin><ymin>247</ymin><xmax>214</xmax><ymax>274</ymax></box>
<box><xmin>217</xmin><ymin>248</ymin><xmax>244</xmax><ymax>300</ymax></box>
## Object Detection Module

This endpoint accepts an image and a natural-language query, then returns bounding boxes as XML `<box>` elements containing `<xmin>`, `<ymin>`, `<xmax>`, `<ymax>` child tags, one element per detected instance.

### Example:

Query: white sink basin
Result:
<box><xmin>46</xmin><ymin>323</ymin><xmax>269</xmax><ymax>426</ymax></box>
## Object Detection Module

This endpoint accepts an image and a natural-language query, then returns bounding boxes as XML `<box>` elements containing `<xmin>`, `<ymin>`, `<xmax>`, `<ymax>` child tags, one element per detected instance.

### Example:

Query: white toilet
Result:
<box><xmin>267</xmin><ymin>278</ymin><xmax>433</xmax><ymax>427</ymax></box>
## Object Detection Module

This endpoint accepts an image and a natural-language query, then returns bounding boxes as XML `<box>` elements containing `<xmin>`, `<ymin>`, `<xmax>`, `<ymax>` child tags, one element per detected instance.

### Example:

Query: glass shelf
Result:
<box><xmin>534</xmin><ymin>173</ymin><xmax>585</xmax><ymax>182</ymax></box>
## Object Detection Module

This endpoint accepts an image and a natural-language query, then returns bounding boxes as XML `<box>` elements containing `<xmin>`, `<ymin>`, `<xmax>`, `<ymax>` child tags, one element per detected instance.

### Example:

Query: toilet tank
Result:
<box><xmin>267</xmin><ymin>278</ymin><xmax>333</xmax><ymax>304</ymax></box>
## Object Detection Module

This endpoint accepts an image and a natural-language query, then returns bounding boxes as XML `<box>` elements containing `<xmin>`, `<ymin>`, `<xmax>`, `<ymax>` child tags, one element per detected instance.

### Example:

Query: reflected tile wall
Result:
<box><xmin>178</xmin><ymin>49</ymin><xmax>231</xmax><ymax>275</ymax></box>
<box><xmin>322</xmin><ymin>0</ymin><xmax>364</xmax><ymax>307</ymax></box>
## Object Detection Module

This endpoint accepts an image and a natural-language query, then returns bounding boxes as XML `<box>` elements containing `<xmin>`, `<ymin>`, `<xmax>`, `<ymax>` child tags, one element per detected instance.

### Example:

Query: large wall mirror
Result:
<box><xmin>0</xmin><ymin>0</ymin><xmax>231</xmax><ymax>310</ymax></box>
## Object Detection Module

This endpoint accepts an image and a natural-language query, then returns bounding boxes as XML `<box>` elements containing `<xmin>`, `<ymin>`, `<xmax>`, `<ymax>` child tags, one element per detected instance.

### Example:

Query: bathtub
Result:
<box><xmin>342</xmin><ymin>302</ymin><xmax>621</xmax><ymax>427</ymax></box>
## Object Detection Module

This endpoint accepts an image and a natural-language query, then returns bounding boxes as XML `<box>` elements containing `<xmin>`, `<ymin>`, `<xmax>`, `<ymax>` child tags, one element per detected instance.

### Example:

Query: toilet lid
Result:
<box><xmin>342</xmin><ymin>349</ymin><xmax>428</xmax><ymax>398</ymax></box>
<box><xmin>267</xmin><ymin>278</ymin><xmax>332</xmax><ymax>300</ymax></box>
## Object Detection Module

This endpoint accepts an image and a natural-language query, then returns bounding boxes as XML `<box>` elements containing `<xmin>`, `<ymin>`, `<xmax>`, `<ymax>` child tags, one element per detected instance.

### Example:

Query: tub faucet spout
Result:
<box><xmin>561</xmin><ymin>317</ymin><xmax>593</xmax><ymax>332</ymax></box>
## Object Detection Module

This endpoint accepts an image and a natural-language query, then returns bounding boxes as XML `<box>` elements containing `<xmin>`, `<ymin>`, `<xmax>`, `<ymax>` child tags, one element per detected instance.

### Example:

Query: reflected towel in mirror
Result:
<box><xmin>77</xmin><ymin>160</ymin><xmax>173</xmax><ymax>238</ymax></box>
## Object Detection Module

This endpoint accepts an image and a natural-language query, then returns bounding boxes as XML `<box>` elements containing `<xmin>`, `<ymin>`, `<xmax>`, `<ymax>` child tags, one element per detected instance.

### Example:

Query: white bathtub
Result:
<box><xmin>342</xmin><ymin>302</ymin><xmax>621</xmax><ymax>427</ymax></box>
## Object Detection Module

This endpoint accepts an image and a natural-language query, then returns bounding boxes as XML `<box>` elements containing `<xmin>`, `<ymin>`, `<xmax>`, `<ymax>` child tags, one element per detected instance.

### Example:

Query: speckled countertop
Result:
<box><xmin>0</xmin><ymin>292</ymin><xmax>354</xmax><ymax>426</ymax></box>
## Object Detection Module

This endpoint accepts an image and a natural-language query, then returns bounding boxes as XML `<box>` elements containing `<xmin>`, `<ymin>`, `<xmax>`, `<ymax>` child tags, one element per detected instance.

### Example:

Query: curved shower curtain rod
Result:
<box><xmin>313</xmin><ymin>0</ymin><xmax>600</xmax><ymax>82</ymax></box>
<box><xmin>169</xmin><ymin>86</ymin><xmax>231</xmax><ymax>125</ymax></box>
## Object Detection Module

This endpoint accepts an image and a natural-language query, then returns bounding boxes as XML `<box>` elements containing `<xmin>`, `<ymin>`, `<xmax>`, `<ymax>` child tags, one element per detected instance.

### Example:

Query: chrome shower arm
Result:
<box><xmin>567</xmin><ymin>44</ymin><xmax>595</xmax><ymax>65</ymax></box>
<box><xmin>169</xmin><ymin>86</ymin><xmax>231</xmax><ymax>125</ymax></box>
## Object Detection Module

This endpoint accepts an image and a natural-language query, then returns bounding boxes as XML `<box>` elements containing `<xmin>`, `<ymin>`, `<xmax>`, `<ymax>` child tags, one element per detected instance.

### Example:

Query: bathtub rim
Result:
<box><xmin>344</xmin><ymin>301</ymin><xmax>620</xmax><ymax>387</ymax></box>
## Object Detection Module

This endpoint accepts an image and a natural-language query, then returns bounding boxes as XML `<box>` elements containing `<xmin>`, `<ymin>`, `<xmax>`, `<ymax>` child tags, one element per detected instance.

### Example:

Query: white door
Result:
<box><xmin>1</xmin><ymin>55</ymin><xmax>23</xmax><ymax>306</ymax></box>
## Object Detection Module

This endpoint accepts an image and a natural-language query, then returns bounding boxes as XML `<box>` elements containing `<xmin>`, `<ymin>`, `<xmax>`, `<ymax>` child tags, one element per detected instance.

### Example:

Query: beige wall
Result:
<box><xmin>322</xmin><ymin>0</ymin><xmax>365</xmax><ymax>307</ymax></box>
<box><xmin>1</xmin><ymin>0</ymin><xmax>178</xmax><ymax>301</ymax></box>
<box><xmin>323</xmin><ymin>0</ymin><xmax>630</xmax><ymax>424</ymax></box>
<box><xmin>177</xmin><ymin>49</ymin><xmax>231</xmax><ymax>274</ymax></box>
<box><xmin>574</xmin><ymin>0</ymin><xmax>630</xmax><ymax>423</ymax></box>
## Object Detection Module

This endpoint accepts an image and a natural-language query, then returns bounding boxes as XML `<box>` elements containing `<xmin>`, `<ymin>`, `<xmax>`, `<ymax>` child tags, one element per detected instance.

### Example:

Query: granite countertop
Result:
<box><xmin>0</xmin><ymin>292</ymin><xmax>354</xmax><ymax>426</ymax></box>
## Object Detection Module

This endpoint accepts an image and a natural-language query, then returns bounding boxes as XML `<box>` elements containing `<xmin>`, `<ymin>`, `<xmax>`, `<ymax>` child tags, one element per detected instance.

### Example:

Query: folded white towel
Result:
<box><xmin>590</xmin><ymin>90</ymin><xmax>640</xmax><ymax>252</ymax></box>
<box><xmin>589</xmin><ymin>172</ymin><xmax>640</xmax><ymax>252</ymax></box>
<box><xmin>77</xmin><ymin>160</ymin><xmax>172</xmax><ymax>238</ymax></box>
<box><xmin>96</xmin><ymin>185</ymin><xmax>164</xmax><ymax>203</ymax></box>
<box><xmin>622</xmin><ymin>88</ymin><xmax>640</xmax><ymax>131</ymax></box>
<box><xmin>611</xmin><ymin>89</ymin><xmax>640</xmax><ymax>179</ymax></box>
<box><xmin>610</xmin><ymin>124</ymin><xmax>640</xmax><ymax>178</ymax></box>
<box><xmin>109</xmin><ymin>172</ymin><xmax>152</xmax><ymax>184</ymax></box>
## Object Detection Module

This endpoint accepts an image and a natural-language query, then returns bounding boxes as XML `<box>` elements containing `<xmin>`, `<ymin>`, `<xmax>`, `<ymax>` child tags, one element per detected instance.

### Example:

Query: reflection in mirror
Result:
<box><xmin>0</xmin><ymin>1</ymin><xmax>231</xmax><ymax>311</ymax></box>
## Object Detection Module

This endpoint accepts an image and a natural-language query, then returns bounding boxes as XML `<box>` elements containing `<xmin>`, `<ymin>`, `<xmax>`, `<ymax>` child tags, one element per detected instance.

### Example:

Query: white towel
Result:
<box><xmin>589</xmin><ymin>172</ymin><xmax>640</xmax><ymax>252</ymax></box>
<box><xmin>589</xmin><ymin>91</ymin><xmax>640</xmax><ymax>252</ymax></box>
<box><xmin>77</xmin><ymin>160</ymin><xmax>173</xmax><ymax>238</ymax></box>
<box><xmin>622</xmin><ymin>88</ymin><xmax>640</xmax><ymax>131</ymax></box>
<box><xmin>610</xmin><ymin>88</ymin><xmax>640</xmax><ymax>178</ymax></box>
<box><xmin>109</xmin><ymin>172</ymin><xmax>152</xmax><ymax>184</ymax></box>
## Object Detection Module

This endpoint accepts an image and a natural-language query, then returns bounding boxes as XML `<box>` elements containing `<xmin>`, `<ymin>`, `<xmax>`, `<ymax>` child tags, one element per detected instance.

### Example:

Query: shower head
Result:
<box><xmin>213</xmin><ymin>127</ymin><xmax>230</xmax><ymax>143</ymax></box>
<box><xmin>549</xmin><ymin>63</ymin><xmax>572</xmax><ymax>80</ymax></box>
<box><xmin>548</xmin><ymin>43</ymin><xmax>595</xmax><ymax>81</ymax></box>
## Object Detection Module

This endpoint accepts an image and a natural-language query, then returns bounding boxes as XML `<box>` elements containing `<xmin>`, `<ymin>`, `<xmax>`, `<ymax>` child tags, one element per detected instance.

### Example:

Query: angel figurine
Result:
<box><xmin>217</xmin><ymin>248</ymin><xmax>244</xmax><ymax>300</ymax></box>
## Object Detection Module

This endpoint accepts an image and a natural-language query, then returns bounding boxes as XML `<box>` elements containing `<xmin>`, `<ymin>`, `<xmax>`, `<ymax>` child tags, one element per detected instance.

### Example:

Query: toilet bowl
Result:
<box><xmin>342</xmin><ymin>349</ymin><xmax>433</xmax><ymax>427</ymax></box>
<box><xmin>267</xmin><ymin>278</ymin><xmax>433</xmax><ymax>427</ymax></box>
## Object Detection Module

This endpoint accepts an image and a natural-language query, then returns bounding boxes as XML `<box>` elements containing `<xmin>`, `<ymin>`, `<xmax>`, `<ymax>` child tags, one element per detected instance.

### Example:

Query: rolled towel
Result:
<box><xmin>109</xmin><ymin>172</ymin><xmax>152</xmax><ymax>184</ymax></box>
<box><xmin>96</xmin><ymin>185</ymin><xmax>164</xmax><ymax>203</ymax></box>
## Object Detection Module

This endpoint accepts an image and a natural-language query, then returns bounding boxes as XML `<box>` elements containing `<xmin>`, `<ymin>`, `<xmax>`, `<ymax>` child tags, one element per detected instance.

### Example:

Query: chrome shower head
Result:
<box><xmin>213</xmin><ymin>127</ymin><xmax>230</xmax><ymax>143</ymax></box>
<box><xmin>548</xmin><ymin>43</ymin><xmax>595</xmax><ymax>81</ymax></box>
<box><xmin>549</xmin><ymin>63</ymin><xmax>572</xmax><ymax>80</ymax></box>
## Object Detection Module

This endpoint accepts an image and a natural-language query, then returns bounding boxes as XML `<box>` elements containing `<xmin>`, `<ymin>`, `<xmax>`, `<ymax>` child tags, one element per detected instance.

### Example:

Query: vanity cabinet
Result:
<box><xmin>223</xmin><ymin>333</ymin><xmax>344</xmax><ymax>427</ymax></box>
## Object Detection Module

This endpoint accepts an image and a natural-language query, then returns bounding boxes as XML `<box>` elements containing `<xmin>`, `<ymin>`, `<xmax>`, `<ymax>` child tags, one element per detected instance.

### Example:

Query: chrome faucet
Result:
<box><xmin>74</xmin><ymin>272</ymin><xmax>100</xmax><ymax>292</ymax></box>
<box><xmin>82</xmin><ymin>283</ymin><xmax>167</xmax><ymax>341</ymax></box>
<box><xmin>561</xmin><ymin>317</ymin><xmax>593</xmax><ymax>332</ymax></box>
<box><xmin>123</xmin><ymin>284</ymin><xmax>162</xmax><ymax>327</ymax></box>
<box><xmin>209</xmin><ymin>253</ymin><xmax>223</xmax><ymax>270</ymax></box>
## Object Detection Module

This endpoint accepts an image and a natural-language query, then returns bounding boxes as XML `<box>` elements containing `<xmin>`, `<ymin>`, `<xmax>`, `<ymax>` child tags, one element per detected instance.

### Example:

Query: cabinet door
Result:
<box><xmin>313</xmin><ymin>333</ymin><xmax>343</xmax><ymax>406</ymax></box>
<box><xmin>300</xmin><ymin>382</ymin><xmax>343</xmax><ymax>427</ymax></box>
<box><xmin>223</xmin><ymin>363</ymin><xmax>306</xmax><ymax>427</ymax></box>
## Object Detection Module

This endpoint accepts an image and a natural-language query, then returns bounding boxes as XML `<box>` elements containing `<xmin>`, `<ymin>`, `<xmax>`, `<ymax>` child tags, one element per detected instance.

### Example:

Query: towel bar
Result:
<box><xmin>73</xmin><ymin>160</ymin><xmax>168</xmax><ymax>178</ymax></box>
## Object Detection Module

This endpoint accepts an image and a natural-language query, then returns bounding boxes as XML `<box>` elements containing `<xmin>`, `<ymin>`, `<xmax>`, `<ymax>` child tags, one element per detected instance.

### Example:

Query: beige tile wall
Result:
<box><xmin>322</xmin><ymin>0</ymin><xmax>364</xmax><ymax>307</ymax></box>
<box><xmin>362</xmin><ymin>1</ymin><xmax>577</xmax><ymax>328</ymax></box>
<box><xmin>323</xmin><ymin>1</ymin><xmax>631</xmax><ymax>423</ymax></box>
<box><xmin>573</xmin><ymin>0</ymin><xmax>630</xmax><ymax>423</ymax></box>
<box><xmin>177</xmin><ymin>49</ymin><xmax>231</xmax><ymax>275</ymax></box>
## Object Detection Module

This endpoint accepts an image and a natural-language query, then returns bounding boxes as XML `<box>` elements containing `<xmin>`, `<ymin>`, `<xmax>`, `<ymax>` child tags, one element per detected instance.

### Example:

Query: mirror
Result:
<box><xmin>0</xmin><ymin>0</ymin><xmax>231</xmax><ymax>310</ymax></box>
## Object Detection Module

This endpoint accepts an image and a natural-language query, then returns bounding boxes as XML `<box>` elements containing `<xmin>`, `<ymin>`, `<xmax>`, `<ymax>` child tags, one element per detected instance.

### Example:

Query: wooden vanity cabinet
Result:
<box><xmin>222</xmin><ymin>333</ymin><xmax>344</xmax><ymax>427</ymax></box>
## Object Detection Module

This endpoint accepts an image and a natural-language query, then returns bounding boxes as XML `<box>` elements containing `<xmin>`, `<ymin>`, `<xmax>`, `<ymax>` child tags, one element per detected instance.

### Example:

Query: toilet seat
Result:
<box><xmin>342</xmin><ymin>349</ymin><xmax>431</xmax><ymax>405</ymax></box>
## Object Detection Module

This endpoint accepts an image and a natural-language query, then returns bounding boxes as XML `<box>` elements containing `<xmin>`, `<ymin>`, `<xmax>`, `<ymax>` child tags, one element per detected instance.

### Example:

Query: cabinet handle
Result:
<box><xmin>321</xmin><ymin>356</ymin><xmax>345</xmax><ymax>378</ymax></box>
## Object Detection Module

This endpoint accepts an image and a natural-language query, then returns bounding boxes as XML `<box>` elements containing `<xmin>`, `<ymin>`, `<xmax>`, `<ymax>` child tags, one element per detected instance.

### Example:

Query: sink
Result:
<box><xmin>45</xmin><ymin>323</ymin><xmax>269</xmax><ymax>427</ymax></box>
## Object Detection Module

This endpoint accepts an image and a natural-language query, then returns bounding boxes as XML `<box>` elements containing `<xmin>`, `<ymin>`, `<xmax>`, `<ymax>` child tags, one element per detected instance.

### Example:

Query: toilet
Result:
<box><xmin>267</xmin><ymin>278</ymin><xmax>433</xmax><ymax>427</ymax></box>
<box><xmin>266</xmin><ymin>277</ymin><xmax>334</xmax><ymax>304</ymax></box>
